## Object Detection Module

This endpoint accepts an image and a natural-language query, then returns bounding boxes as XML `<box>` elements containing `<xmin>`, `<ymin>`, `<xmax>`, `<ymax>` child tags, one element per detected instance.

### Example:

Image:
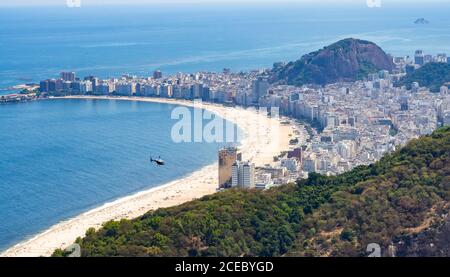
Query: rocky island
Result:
<box><xmin>415</xmin><ymin>18</ymin><xmax>430</xmax><ymax>24</ymax></box>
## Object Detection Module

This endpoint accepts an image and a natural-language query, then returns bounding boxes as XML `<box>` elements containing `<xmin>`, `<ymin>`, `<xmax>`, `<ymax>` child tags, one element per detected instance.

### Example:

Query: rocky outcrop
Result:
<box><xmin>270</xmin><ymin>38</ymin><xmax>394</xmax><ymax>86</ymax></box>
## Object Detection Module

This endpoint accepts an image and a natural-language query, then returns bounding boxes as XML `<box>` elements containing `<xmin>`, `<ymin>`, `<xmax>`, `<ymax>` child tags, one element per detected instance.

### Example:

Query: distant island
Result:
<box><xmin>269</xmin><ymin>38</ymin><xmax>394</xmax><ymax>86</ymax></box>
<box><xmin>415</xmin><ymin>18</ymin><xmax>430</xmax><ymax>24</ymax></box>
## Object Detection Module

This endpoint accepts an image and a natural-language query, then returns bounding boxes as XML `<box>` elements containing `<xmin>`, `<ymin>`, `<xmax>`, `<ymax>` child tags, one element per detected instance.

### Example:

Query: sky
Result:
<box><xmin>0</xmin><ymin>0</ymin><xmax>448</xmax><ymax>7</ymax></box>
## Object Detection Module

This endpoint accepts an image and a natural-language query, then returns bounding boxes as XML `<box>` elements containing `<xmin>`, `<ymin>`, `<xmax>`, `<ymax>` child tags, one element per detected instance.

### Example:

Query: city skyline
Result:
<box><xmin>4</xmin><ymin>39</ymin><xmax>447</xmax><ymax>258</ymax></box>
<box><xmin>1</xmin><ymin>0</ymin><xmax>450</xmax><ymax>262</ymax></box>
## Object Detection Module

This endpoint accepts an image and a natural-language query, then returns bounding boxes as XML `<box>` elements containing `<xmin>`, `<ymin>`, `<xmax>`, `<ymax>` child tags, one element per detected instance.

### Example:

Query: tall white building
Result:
<box><xmin>80</xmin><ymin>81</ymin><xmax>93</xmax><ymax>94</ymax></box>
<box><xmin>231</xmin><ymin>161</ymin><xmax>255</xmax><ymax>189</ymax></box>
<box><xmin>336</xmin><ymin>140</ymin><xmax>357</xmax><ymax>160</ymax></box>
<box><xmin>115</xmin><ymin>82</ymin><xmax>135</xmax><ymax>96</ymax></box>
<box><xmin>252</xmin><ymin>78</ymin><xmax>269</xmax><ymax>104</ymax></box>
<box><xmin>143</xmin><ymin>85</ymin><xmax>158</xmax><ymax>97</ymax></box>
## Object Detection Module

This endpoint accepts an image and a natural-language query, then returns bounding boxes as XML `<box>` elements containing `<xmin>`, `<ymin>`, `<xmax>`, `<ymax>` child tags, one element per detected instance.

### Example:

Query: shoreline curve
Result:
<box><xmin>0</xmin><ymin>95</ymin><xmax>295</xmax><ymax>257</ymax></box>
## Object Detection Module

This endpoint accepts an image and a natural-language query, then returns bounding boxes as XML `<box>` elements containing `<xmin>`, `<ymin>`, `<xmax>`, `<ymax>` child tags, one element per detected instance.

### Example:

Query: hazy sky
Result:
<box><xmin>1</xmin><ymin>0</ymin><xmax>448</xmax><ymax>7</ymax></box>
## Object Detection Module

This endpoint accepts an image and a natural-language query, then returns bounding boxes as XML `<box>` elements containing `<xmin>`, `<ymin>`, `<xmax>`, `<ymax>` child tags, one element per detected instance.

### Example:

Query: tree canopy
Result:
<box><xmin>54</xmin><ymin>127</ymin><xmax>450</xmax><ymax>257</ymax></box>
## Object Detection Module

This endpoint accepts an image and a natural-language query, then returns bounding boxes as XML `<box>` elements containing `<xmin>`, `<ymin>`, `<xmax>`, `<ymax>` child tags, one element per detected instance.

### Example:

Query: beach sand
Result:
<box><xmin>1</xmin><ymin>95</ymin><xmax>294</xmax><ymax>257</ymax></box>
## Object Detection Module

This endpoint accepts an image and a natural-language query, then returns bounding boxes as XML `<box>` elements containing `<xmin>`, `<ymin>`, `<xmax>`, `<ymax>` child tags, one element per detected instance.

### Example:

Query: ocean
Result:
<box><xmin>1</xmin><ymin>2</ymin><xmax>450</xmax><ymax>251</ymax></box>
<box><xmin>1</xmin><ymin>3</ymin><xmax>450</xmax><ymax>93</ymax></box>
<box><xmin>0</xmin><ymin>99</ymin><xmax>230</xmax><ymax>251</ymax></box>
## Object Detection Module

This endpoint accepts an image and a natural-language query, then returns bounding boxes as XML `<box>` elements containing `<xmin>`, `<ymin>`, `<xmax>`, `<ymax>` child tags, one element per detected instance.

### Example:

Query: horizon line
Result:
<box><xmin>1</xmin><ymin>0</ymin><xmax>450</xmax><ymax>7</ymax></box>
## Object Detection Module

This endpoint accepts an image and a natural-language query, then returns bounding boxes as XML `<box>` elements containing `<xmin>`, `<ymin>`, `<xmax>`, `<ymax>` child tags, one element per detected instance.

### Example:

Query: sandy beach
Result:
<box><xmin>1</xmin><ymin>95</ymin><xmax>294</xmax><ymax>257</ymax></box>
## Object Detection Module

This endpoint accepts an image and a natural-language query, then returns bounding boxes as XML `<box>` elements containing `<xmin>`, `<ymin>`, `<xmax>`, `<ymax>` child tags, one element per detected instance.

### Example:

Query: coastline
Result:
<box><xmin>1</xmin><ymin>95</ymin><xmax>295</xmax><ymax>257</ymax></box>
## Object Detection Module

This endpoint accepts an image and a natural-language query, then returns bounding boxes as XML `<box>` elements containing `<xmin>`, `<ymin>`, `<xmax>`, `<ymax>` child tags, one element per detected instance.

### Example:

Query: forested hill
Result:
<box><xmin>289</xmin><ymin>127</ymin><xmax>450</xmax><ymax>256</ymax></box>
<box><xmin>269</xmin><ymin>38</ymin><xmax>394</xmax><ymax>86</ymax></box>
<box><xmin>397</xmin><ymin>62</ymin><xmax>450</xmax><ymax>92</ymax></box>
<box><xmin>54</xmin><ymin>127</ymin><xmax>450</xmax><ymax>257</ymax></box>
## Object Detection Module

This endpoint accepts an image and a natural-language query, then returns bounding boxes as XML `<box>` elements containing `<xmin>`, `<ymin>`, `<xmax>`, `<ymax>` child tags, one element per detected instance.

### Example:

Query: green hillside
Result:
<box><xmin>54</xmin><ymin>127</ymin><xmax>450</xmax><ymax>257</ymax></box>
<box><xmin>269</xmin><ymin>38</ymin><xmax>394</xmax><ymax>86</ymax></box>
<box><xmin>397</xmin><ymin>62</ymin><xmax>450</xmax><ymax>92</ymax></box>
<box><xmin>290</xmin><ymin>127</ymin><xmax>450</xmax><ymax>256</ymax></box>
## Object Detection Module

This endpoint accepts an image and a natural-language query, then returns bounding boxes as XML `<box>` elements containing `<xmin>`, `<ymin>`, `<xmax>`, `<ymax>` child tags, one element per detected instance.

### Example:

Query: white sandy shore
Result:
<box><xmin>1</xmin><ymin>95</ymin><xmax>294</xmax><ymax>257</ymax></box>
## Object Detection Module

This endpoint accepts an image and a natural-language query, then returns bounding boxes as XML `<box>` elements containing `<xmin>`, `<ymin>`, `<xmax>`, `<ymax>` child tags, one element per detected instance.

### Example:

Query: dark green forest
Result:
<box><xmin>54</xmin><ymin>127</ymin><xmax>450</xmax><ymax>257</ymax></box>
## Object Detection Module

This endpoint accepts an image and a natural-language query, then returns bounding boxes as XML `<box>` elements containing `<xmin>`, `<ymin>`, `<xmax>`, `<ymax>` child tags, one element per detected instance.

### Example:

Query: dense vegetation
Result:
<box><xmin>397</xmin><ymin>62</ymin><xmax>450</xmax><ymax>92</ymax></box>
<box><xmin>55</xmin><ymin>180</ymin><xmax>343</xmax><ymax>257</ymax></box>
<box><xmin>290</xmin><ymin>127</ymin><xmax>450</xmax><ymax>256</ymax></box>
<box><xmin>54</xmin><ymin>127</ymin><xmax>450</xmax><ymax>257</ymax></box>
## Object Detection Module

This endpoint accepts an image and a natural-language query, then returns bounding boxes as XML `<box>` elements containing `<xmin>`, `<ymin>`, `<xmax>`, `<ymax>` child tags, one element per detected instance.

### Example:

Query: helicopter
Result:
<box><xmin>150</xmin><ymin>156</ymin><xmax>165</xmax><ymax>166</ymax></box>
